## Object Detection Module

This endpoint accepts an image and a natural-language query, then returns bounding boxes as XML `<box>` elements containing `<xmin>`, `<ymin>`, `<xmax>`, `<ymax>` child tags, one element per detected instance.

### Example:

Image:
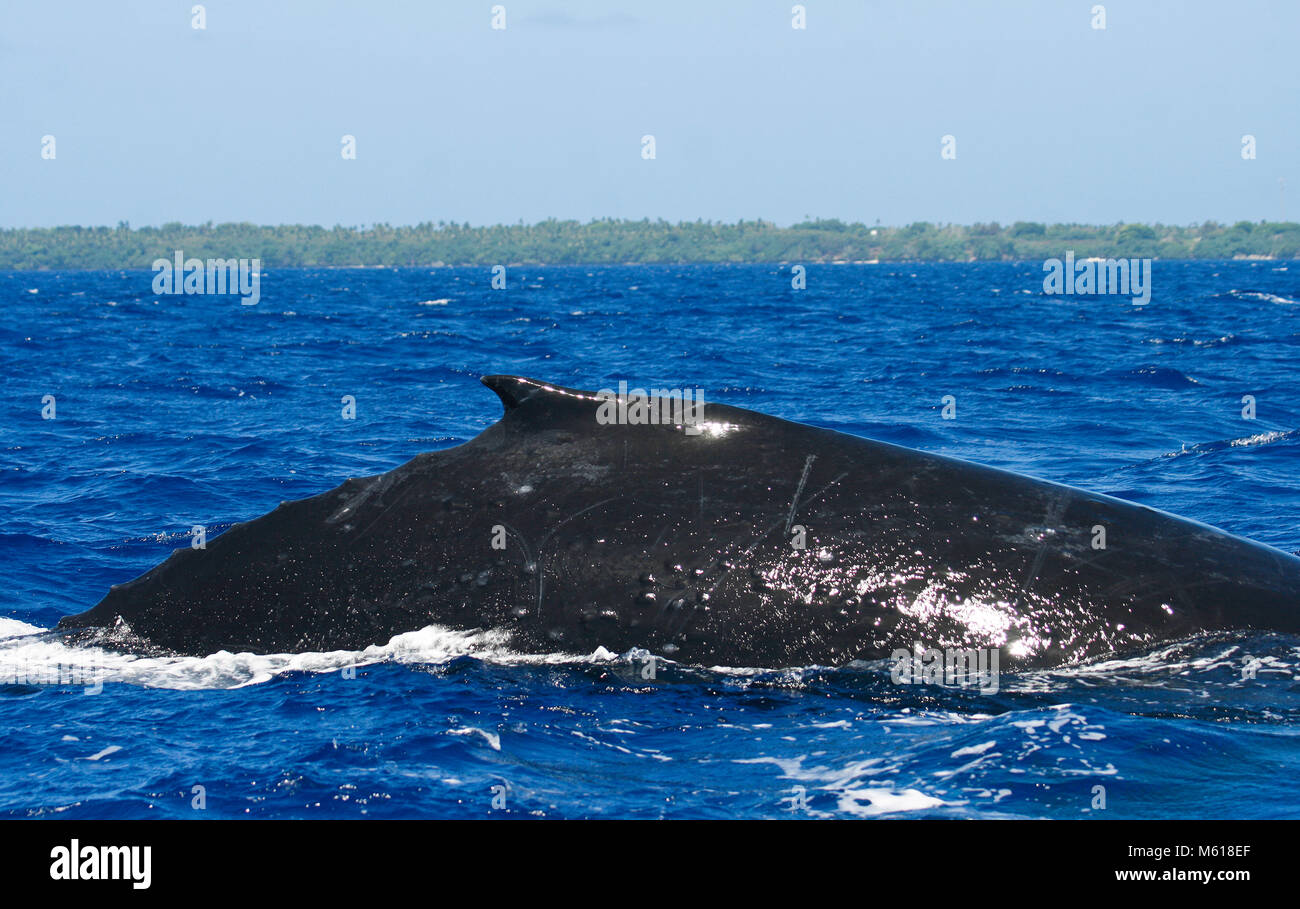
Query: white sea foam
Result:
<box><xmin>449</xmin><ymin>727</ymin><xmax>501</xmax><ymax>751</ymax></box>
<box><xmin>0</xmin><ymin>614</ymin><xmax>819</xmax><ymax>692</ymax></box>
<box><xmin>1228</xmin><ymin>289</ymin><xmax>1298</xmax><ymax>305</ymax></box>
<box><xmin>951</xmin><ymin>740</ymin><xmax>998</xmax><ymax>758</ymax></box>
<box><xmin>0</xmin><ymin>619</ymin><xmax>617</xmax><ymax>692</ymax></box>
<box><xmin>1230</xmin><ymin>430</ymin><xmax>1288</xmax><ymax>447</ymax></box>
<box><xmin>835</xmin><ymin>786</ymin><xmax>947</xmax><ymax>818</ymax></box>
<box><xmin>735</xmin><ymin>753</ymin><xmax>953</xmax><ymax>817</ymax></box>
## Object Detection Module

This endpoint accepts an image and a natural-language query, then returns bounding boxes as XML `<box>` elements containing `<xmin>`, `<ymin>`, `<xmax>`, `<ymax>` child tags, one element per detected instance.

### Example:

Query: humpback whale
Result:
<box><xmin>59</xmin><ymin>376</ymin><xmax>1300</xmax><ymax>668</ymax></box>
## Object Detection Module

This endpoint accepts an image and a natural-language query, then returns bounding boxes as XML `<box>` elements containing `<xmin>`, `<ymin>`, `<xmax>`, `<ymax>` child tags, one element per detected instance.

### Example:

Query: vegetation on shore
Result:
<box><xmin>2</xmin><ymin>218</ymin><xmax>1298</xmax><ymax>269</ymax></box>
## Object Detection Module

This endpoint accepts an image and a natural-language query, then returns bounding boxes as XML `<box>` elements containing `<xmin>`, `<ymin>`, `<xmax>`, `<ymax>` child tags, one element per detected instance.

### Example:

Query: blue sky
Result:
<box><xmin>1</xmin><ymin>0</ymin><xmax>1296</xmax><ymax>227</ymax></box>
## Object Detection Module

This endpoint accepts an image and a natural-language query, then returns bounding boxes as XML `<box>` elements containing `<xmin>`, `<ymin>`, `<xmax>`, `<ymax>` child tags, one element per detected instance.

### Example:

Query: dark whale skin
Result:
<box><xmin>58</xmin><ymin>375</ymin><xmax>1300</xmax><ymax>668</ymax></box>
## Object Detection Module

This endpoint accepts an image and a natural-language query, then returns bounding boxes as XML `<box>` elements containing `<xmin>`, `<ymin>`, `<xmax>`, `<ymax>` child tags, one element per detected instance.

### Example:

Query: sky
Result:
<box><xmin>1</xmin><ymin>0</ymin><xmax>1297</xmax><ymax>228</ymax></box>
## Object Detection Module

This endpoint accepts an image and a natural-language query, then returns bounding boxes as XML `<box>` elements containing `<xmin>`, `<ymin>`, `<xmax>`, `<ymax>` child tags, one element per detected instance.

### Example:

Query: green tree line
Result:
<box><xmin>1</xmin><ymin>218</ymin><xmax>1298</xmax><ymax>269</ymax></box>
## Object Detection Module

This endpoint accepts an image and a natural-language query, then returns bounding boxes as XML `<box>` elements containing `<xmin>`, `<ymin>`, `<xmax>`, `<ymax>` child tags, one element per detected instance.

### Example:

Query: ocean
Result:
<box><xmin>2</xmin><ymin>261</ymin><xmax>1298</xmax><ymax>819</ymax></box>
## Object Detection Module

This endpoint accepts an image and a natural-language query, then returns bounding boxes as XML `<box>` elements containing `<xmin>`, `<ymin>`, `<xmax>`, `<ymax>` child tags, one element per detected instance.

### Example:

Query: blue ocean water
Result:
<box><xmin>1</xmin><ymin>262</ymin><xmax>1298</xmax><ymax>819</ymax></box>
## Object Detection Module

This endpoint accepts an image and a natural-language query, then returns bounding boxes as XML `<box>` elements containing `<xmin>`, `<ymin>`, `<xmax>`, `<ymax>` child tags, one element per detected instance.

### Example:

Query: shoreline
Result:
<box><xmin>2</xmin><ymin>219</ymin><xmax>1297</xmax><ymax>271</ymax></box>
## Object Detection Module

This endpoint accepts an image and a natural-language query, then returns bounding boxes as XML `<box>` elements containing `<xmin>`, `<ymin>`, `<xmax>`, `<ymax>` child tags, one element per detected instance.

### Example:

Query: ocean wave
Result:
<box><xmin>1143</xmin><ymin>333</ymin><xmax>1243</xmax><ymax>348</ymax></box>
<box><xmin>1223</xmin><ymin>289</ymin><xmax>1300</xmax><ymax>305</ymax></box>
<box><xmin>1102</xmin><ymin>365</ymin><xmax>1201</xmax><ymax>387</ymax></box>
<box><xmin>6</xmin><ymin>611</ymin><xmax>1296</xmax><ymax>703</ymax></box>
<box><xmin>1152</xmin><ymin>429</ymin><xmax>1300</xmax><ymax>462</ymax></box>
<box><xmin>0</xmin><ymin>619</ymin><xmax>609</xmax><ymax>692</ymax></box>
<box><xmin>731</xmin><ymin>701</ymin><xmax>1117</xmax><ymax>818</ymax></box>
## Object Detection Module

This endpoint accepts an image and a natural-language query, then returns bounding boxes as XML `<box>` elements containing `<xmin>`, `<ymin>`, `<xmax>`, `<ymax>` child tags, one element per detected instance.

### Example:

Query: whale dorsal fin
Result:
<box><xmin>481</xmin><ymin>375</ymin><xmax>595</xmax><ymax>414</ymax></box>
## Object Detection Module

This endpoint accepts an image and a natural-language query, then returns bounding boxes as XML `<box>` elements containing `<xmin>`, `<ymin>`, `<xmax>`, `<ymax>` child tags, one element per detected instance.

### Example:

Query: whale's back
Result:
<box><xmin>59</xmin><ymin>376</ymin><xmax>1300</xmax><ymax>666</ymax></box>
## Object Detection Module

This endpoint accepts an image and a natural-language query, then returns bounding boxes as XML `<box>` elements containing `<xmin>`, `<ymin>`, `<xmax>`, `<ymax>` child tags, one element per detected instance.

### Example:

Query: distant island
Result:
<box><xmin>2</xmin><ymin>219</ymin><xmax>1298</xmax><ymax>269</ymax></box>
